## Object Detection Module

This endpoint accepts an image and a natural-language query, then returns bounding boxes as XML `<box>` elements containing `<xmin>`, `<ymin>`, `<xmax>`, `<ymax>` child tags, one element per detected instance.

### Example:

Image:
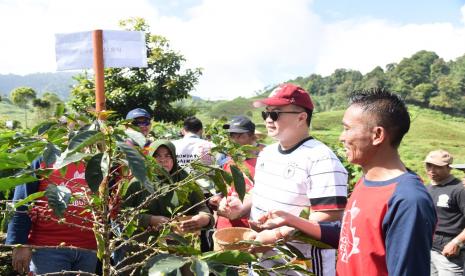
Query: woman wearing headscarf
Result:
<box><xmin>116</xmin><ymin>140</ymin><xmax>213</xmax><ymax>275</ymax></box>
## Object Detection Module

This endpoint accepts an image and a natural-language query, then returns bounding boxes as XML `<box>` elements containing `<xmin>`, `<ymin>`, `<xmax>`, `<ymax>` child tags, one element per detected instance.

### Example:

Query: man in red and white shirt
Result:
<box><xmin>254</xmin><ymin>88</ymin><xmax>436</xmax><ymax>276</ymax></box>
<box><xmin>6</xmin><ymin>161</ymin><xmax>97</xmax><ymax>275</ymax></box>
<box><xmin>248</xmin><ymin>84</ymin><xmax>348</xmax><ymax>276</ymax></box>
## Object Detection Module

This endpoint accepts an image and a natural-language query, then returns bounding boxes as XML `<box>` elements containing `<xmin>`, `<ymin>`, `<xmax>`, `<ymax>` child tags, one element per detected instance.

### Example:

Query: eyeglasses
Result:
<box><xmin>261</xmin><ymin>110</ymin><xmax>303</xmax><ymax>121</ymax></box>
<box><xmin>132</xmin><ymin>120</ymin><xmax>151</xmax><ymax>127</ymax></box>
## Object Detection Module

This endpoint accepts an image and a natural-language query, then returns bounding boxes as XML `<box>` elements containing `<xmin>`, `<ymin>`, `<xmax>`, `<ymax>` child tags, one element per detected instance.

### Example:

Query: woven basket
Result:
<box><xmin>213</xmin><ymin>227</ymin><xmax>256</xmax><ymax>251</ymax></box>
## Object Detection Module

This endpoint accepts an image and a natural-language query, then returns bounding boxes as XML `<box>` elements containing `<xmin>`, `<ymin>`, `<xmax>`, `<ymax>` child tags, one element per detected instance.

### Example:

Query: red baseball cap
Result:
<box><xmin>253</xmin><ymin>83</ymin><xmax>314</xmax><ymax>110</ymax></box>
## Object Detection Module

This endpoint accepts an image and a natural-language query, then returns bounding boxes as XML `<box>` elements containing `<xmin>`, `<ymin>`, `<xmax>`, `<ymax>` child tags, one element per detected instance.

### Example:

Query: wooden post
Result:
<box><xmin>92</xmin><ymin>30</ymin><xmax>106</xmax><ymax>114</ymax></box>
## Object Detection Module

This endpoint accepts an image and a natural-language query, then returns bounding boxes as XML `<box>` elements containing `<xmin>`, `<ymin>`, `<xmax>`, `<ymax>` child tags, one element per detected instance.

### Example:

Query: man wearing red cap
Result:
<box><xmin>248</xmin><ymin>83</ymin><xmax>348</xmax><ymax>276</ymax></box>
<box><xmin>253</xmin><ymin>88</ymin><xmax>437</xmax><ymax>276</ymax></box>
<box><xmin>425</xmin><ymin>150</ymin><xmax>465</xmax><ymax>275</ymax></box>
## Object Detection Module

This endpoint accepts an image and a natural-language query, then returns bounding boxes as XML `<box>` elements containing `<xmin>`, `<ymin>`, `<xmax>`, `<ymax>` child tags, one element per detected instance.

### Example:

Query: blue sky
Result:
<box><xmin>314</xmin><ymin>0</ymin><xmax>464</xmax><ymax>25</ymax></box>
<box><xmin>144</xmin><ymin>0</ymin><xmax>465</xmax><ymax>25</ymax></box>
<box><xmin>0</xmin><ymin>0</ymin><xmax>464</xmax><ymax>100</ymax></box>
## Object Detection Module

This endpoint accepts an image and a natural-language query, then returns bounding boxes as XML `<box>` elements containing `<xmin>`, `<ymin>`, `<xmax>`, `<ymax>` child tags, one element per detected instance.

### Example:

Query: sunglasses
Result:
<box><xmin>261</xmin><ymin>110</ymin><xmax>303</xmax><ymax>121</ymax></box>
<box><xmin>132</xmin><ymin>120</ymin><xmax>151</xmax><ymax>127</ymax></box>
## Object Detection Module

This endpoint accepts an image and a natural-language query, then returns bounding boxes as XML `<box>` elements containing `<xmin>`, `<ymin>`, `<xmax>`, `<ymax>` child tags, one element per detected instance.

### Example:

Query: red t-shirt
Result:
<box><xmin>216</xmin><ymin>159</ymin><xmax>256</xmax><ymax>229</ymax></box>
<box><xmin>28</xmin><ymin>162</ymin><xmax>97</xmax><ymax>250</ymax></box>
<box><xmin>336</xmin><ymin>179</ymin><xmax>395</xmax><ymax>276</ymax></box>
<box><xmin>336</xmin><ymin>173</ymin><xmax>435</xmax><ymax>275</ymax></box>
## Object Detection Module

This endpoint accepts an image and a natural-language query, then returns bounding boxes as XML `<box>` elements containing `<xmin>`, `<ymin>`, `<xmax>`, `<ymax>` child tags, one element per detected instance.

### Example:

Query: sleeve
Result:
<box><xmin>319</xmin><ymin>221</ymin><xmax>341</xmax><ymax>248</ymax></box>
<box><xmin>383</xmin><ymin>183</ymin><xmax>437</xmax><ymax>276</ymax></box>
<box><xmin>217</xmin><ymin>153</ymin><xmax>230</xmax><ymax>167</ymax></box>
<box><xmin>6</xmin><ymin>159</ymin><xmax>42</xmax><ymax>245</ymax></box>
<box><xmin>187</xmin><ymin>188</ymin><xmax>214</xmax><ymax>229</ymax></box>
<box><xmin>6</xmin><ymin>182</ymin><xmax>38</xmax><ymax>245</ymax></box>
<box><xmin>308</xmin><ymin>154</ymin><xmax>348</xmax><ymax>211</ymax></box>
<box><xmin>453</xmin><ymin>183</ymin><xmax>465</xmax><ymax>216</ymax></box>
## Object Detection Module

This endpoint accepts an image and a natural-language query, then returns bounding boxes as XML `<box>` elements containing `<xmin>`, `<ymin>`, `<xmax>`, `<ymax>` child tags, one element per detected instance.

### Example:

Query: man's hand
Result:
<box><xmin>249</xmin><ymin>210</ymin><xmax>291</xmax><ymax>231</ymax></box>
<box><xmin>178</xmin><ymin>213</ymin><xmax>211</xmax><ymax>232</ymax></box>
<box><xmin>217</xmin><ymin>197</ymin><xmax>229</xmax><ymax>217</ymax></box>
<box><xmin>217</xmin><ymin>196</ymin><xmax>245</xmax><ymax>220</ymax></box>
<box><xmin>149</xmin><ymin>215</ymin><xmax>169</xmax><ymax>229</ymax></box>
<box><xmin>12</xmin><ymin>246</ymin><xmax>32</xmax><ymax>274</ymax></box>
<box><xmin>442</xmin><ymin>240</ymin><xmax>460</xmax><ymax>258</ymax></box>
<box><xmin>253</xmin><ymin>229</ymin><xmax>281</xmax><ymax>245</ymax></box>
<box><xmin>208</xmin><ymin>194</ymin><xmax>223</xmax><ymax>210</ymax></box>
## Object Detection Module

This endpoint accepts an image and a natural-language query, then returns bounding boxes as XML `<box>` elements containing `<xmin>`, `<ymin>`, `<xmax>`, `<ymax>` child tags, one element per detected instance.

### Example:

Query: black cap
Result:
<box><xmin>223</xmin><ymin>116</ymin><xmax>255</xmax><ymax>133</ymax></box>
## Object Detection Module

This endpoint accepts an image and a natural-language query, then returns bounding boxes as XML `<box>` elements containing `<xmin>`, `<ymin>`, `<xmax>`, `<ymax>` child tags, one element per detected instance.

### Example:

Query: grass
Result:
<box><xmin>401</xmin><ymin>107</ymin><xmax>465</xmax><ymax>180</ymax></box>
<box><xmin>0</xmin><ymin>102</ymin><xmax>36</xmax><ymax>128</ymax></box>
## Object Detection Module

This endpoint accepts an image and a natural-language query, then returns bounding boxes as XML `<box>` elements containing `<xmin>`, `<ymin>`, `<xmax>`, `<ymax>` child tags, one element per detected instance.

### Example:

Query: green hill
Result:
<box><xmin>0</xmin><ymin>72</ymin><xmax>78</xmax><ymax>100</ymax></box>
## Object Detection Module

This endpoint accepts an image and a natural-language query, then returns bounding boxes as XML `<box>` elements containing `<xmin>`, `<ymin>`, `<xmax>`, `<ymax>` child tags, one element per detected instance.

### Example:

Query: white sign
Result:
<box><xmin>55</xmin><ymin>30</ymin><xmax>148</xmax><ymax>70</ymax></box>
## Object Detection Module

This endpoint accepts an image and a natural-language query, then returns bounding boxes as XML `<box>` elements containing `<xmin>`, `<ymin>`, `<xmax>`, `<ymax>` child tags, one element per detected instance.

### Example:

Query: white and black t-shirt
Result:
<box><xmin>251</xmin><ymin>137</ymin><xmax>348</xmax><ymax>219</ymax></box>
<box><xmin>172</xmin><ymin>134</ymin><xmax>215</xmax><ymax>167</ymax></box>
<box><xmin>250</xmin><ymin>137</ymin><xmax>348</xmax><ymax>276</ymax></box>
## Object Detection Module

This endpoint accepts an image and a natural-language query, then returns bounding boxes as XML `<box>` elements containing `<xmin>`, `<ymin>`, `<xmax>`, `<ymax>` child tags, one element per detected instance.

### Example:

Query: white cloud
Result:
<box><xmin>316</xmin><ymin>18</ymin><xmax>465</xmax><ymax>75</ymax></box>
<box><xmin>0</xmin><ymin>0</ymin><xmax>158</xmax><ymax>74</ymax></box>
<box><xmin>149</xmin><ymin>0</ymin><xmax>323</xmax><ymax>99</ymax></box>
<box><xmin>1</xmin><ymin>1</ymin><xmax>465</xmax><ymax>100</ymax></box>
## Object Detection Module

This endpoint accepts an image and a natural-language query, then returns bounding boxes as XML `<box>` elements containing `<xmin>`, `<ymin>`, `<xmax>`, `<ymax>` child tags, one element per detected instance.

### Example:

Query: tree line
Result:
<box><xmin>289</xmin><ymin>50</ymin><xmax>465</xmax><ymax>115</ymax></box>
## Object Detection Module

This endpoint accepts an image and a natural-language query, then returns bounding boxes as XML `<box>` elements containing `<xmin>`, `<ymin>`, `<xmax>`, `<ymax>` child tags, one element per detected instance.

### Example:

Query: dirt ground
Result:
<box><xmin>0</xmin><ymin>232</ymin><xmax>16</xmax><ymax>276</ymax></box>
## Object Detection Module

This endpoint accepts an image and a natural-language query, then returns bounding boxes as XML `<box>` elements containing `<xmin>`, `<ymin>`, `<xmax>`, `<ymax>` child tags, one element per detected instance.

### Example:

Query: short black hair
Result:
<box><xmin>349</xmin><ymin>88</ymin><xmax>410</xmax><ymax>148</ymax></box>
<box><xmin>183</xmin><ymin>116</ymin><xmax>203</xmax><ymax>133</ymax></box>
<box><xmin>304</xmin><ymin>109</ymin><xmax>313</xmax><ymax>127</ymax></box>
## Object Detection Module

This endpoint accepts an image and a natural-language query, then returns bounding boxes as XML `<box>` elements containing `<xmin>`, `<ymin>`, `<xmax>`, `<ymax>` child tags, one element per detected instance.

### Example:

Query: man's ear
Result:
<box><xmin>298</xmin><ymin>112</ymin><xmax>307</xmax><ymax>125</ymax></box>
<box><xmin>372</xmin><ymin>126</ymin><xmax>386</xmax><ymax>146</ymax></box>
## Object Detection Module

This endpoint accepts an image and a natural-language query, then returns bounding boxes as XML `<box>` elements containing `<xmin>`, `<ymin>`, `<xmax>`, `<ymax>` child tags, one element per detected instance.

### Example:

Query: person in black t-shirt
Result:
<box><xmin>425</xmin><ymin>150</ymin><xmax>465</xmax><ymax>275</ymax></box>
